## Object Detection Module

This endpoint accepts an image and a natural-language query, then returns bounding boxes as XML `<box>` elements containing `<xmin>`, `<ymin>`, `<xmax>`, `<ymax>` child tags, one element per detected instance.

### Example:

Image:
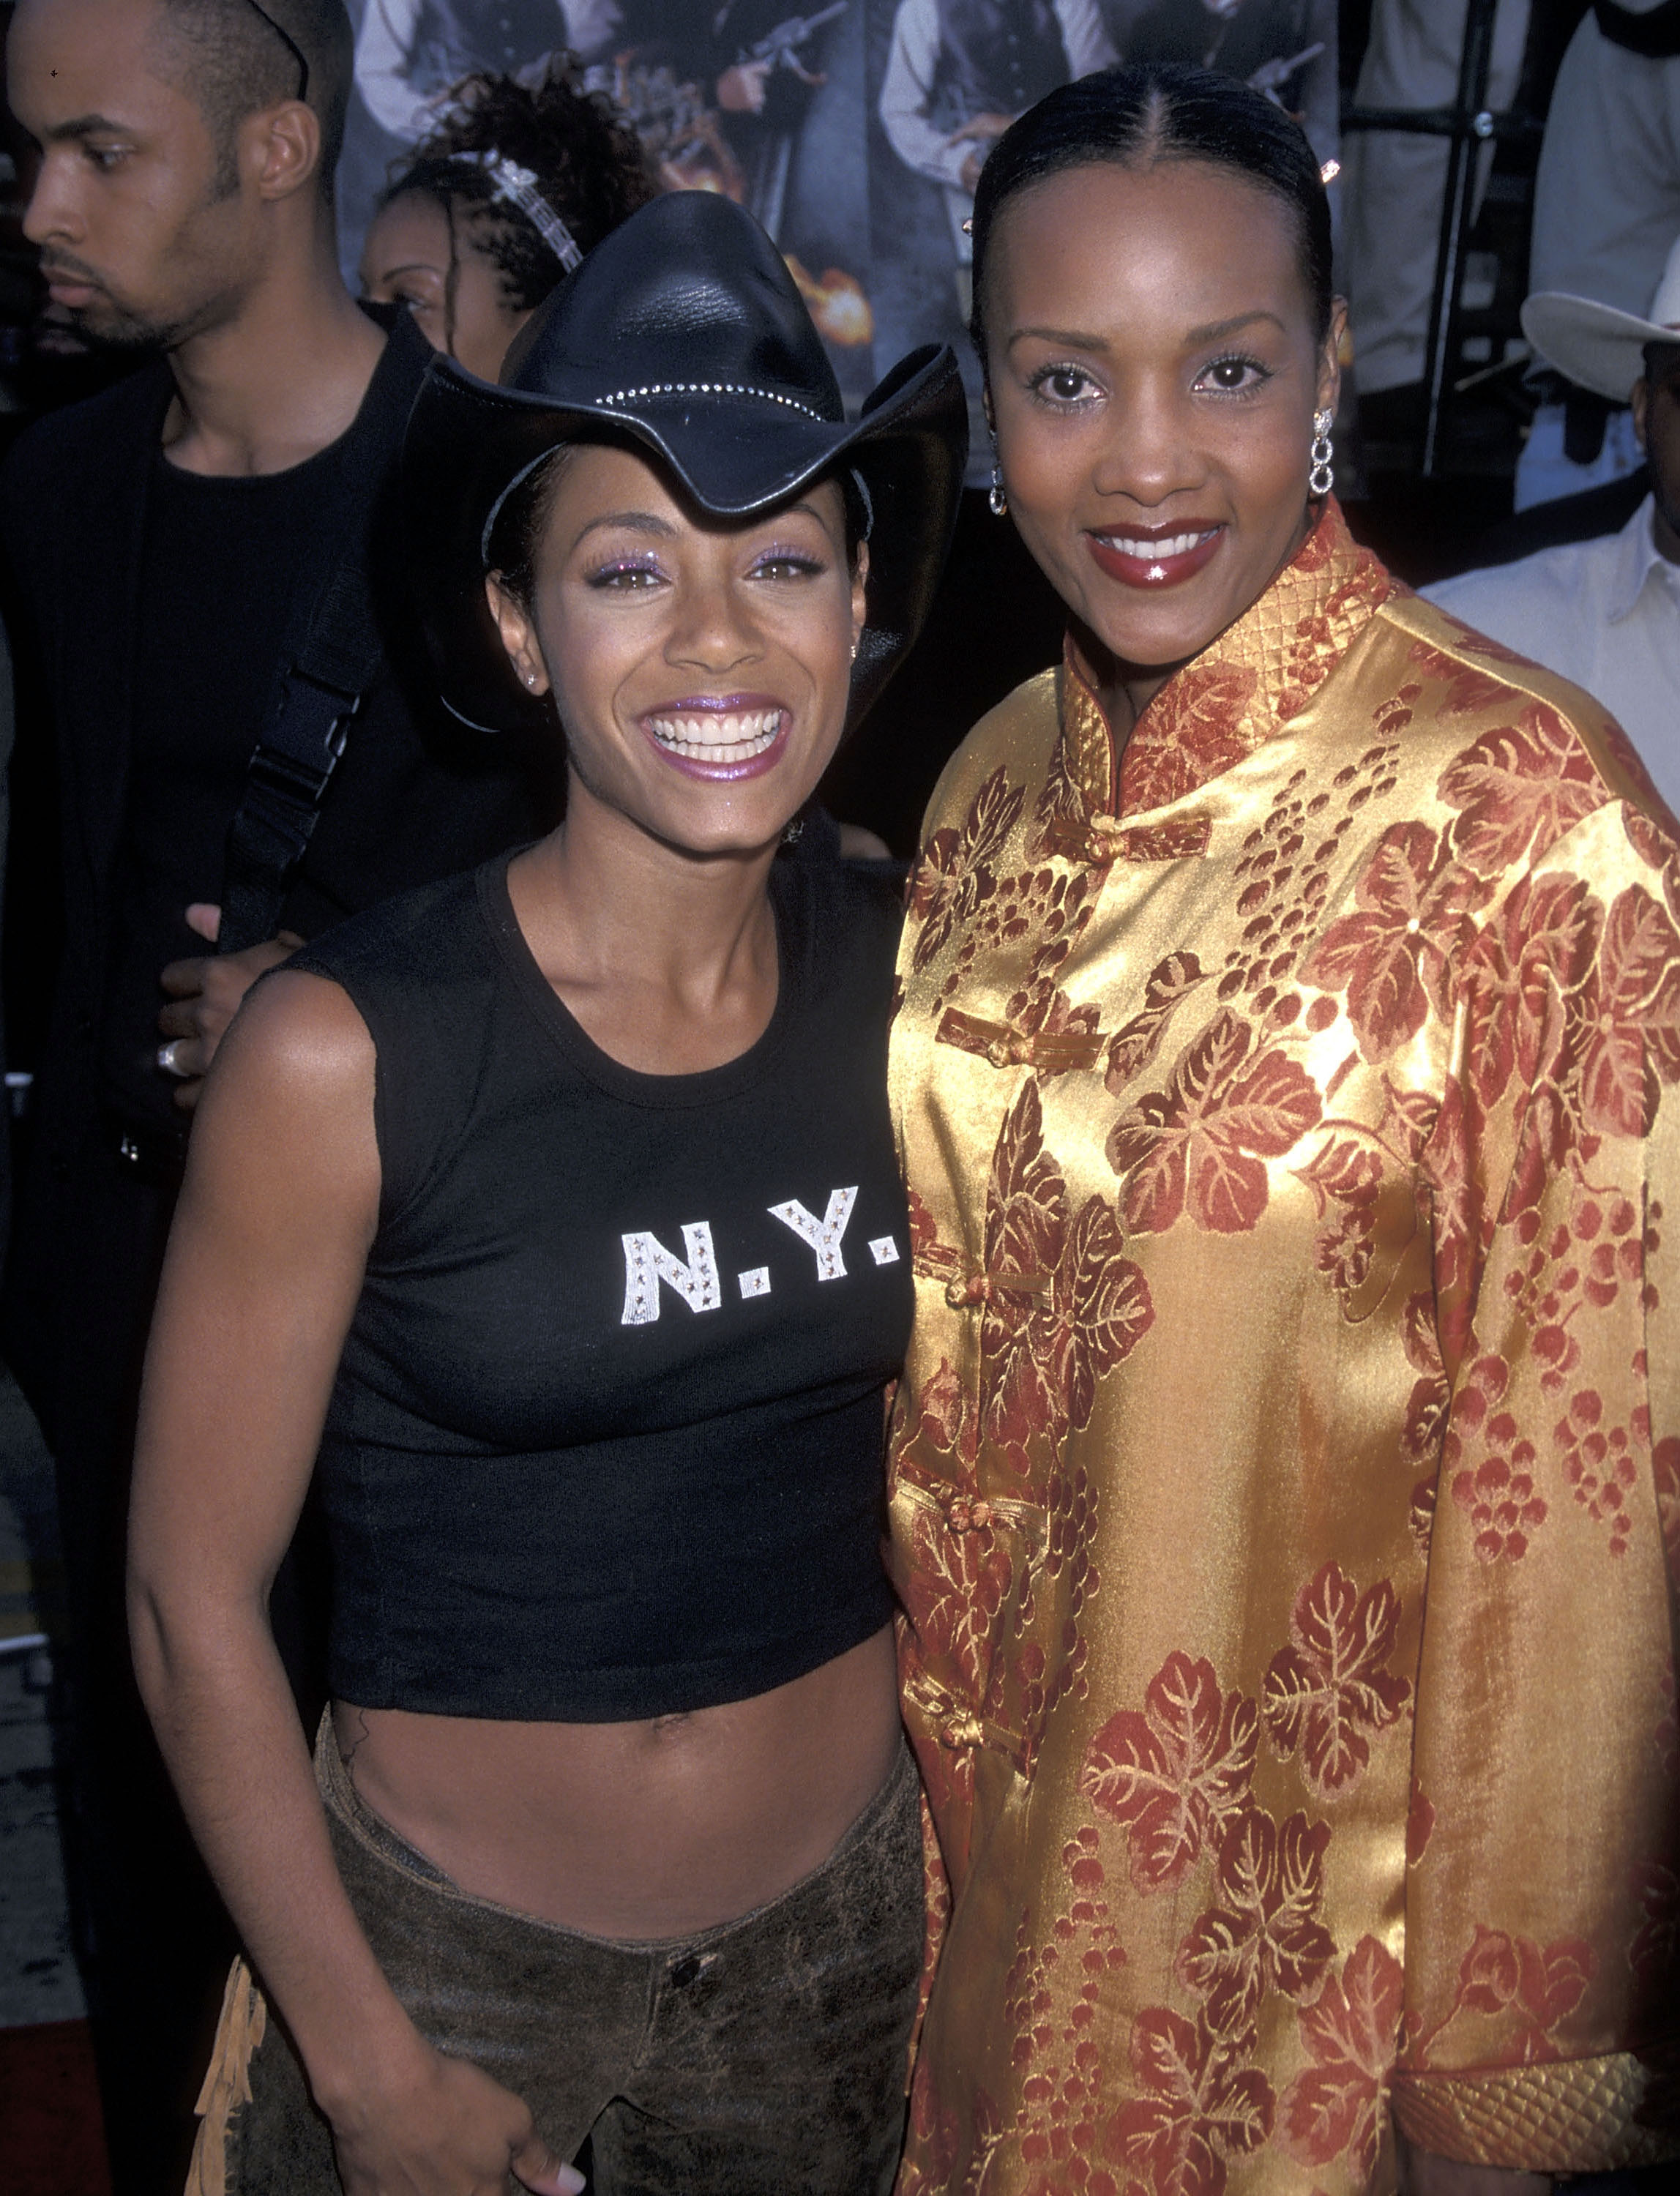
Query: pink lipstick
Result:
<box><xmin>640</xmin><ymin>695</ymin><xmax>790</xmax><ymax>783</ymax></box>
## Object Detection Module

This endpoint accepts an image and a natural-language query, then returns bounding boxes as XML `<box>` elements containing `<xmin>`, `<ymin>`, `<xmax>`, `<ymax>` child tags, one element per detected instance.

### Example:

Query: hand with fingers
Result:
<box><xmin>327</xmin><ymin>2037</ymin><xmax>585</xmax><ymax>2196</ymax></box>
<box><xmin>156</xmin><ymin>903</ymin><xmax>304</xmax><ymax>1110</ymax></box>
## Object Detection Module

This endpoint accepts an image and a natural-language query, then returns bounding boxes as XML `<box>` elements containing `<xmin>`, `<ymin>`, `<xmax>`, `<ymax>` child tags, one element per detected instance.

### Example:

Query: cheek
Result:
<box><xmin>1222</xmin><ymin>422</ymin><xmax>1315</xmax><ymax>569</ymax></box>
<box><xmin>536</xmin><ymin>597</ymin><xmax>644</xmax><ymax>731</ymax></box>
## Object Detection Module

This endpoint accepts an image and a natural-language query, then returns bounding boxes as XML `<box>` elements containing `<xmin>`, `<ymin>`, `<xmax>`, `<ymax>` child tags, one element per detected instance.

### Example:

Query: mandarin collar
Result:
<box><xmin>1058</xmin><ymin>497</ymin><xmax>1395</xmax><ymax>821</ymax></box>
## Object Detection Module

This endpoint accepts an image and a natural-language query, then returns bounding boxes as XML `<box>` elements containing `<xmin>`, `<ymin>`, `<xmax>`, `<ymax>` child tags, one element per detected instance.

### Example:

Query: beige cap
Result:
<box><xmin>1522</xmin><ymin>232</ymin><xmax>1680</xmax><ymax>400</ymax></box>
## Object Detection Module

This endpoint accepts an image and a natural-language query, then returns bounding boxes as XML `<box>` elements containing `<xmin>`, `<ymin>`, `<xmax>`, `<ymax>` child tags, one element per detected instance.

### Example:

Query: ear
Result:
<box><xmin>248</xmin><ymin>100</ymin><xmax>321</xmax><ymax>203</ymax></box>
<box><xmin>1632</xmin><ymin>376</ymin><xmax>1650</xmax><ymax>455</ymax></box>
<box><xmin>1315</xmin><ymin>297</ymin><xmax>1348</xmax><ymax>419</ymax></box>
<box><xmin>486</xmin><ymin>572</ymin><xmax>551</xmax><ymax>696</ymax></box>
<box><xmin>849</xmin><ymin>537</ymin><xmax>870</xmax><ymax>654</ymax></box>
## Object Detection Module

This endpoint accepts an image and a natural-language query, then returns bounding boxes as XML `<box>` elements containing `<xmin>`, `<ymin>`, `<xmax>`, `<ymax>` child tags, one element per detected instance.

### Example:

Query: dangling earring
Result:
<box><xmin>988</xmin><ymin>449</ymin><xmax>1008</xmax><ymax>518</ymax></box>
<box><xmin>1309</xmin><ymin>408</ymin><xmax>1334</xmax><ymax>497</ymax></box>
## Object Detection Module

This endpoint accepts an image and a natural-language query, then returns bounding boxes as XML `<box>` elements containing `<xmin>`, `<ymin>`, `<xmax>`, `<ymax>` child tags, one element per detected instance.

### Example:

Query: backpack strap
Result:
<box><xmin>217</xmin><ymin>315</ymin><xmax>421</xmax><ymax>955</ymax></box>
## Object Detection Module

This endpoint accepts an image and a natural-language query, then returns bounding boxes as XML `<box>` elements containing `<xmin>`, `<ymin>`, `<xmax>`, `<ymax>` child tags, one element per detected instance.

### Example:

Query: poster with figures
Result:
<box><xmin>337</xmin><ymin>1</ymin><xmax>1335</xmax><ymax>482</ymax></box>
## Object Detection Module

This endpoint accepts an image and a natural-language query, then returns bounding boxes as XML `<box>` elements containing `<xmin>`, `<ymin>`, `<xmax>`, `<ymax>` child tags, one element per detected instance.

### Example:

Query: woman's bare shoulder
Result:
<box><xmin>186</xmin><ymin>968</ymin><xmax>380</xmax><ymax>1221</ymax></box>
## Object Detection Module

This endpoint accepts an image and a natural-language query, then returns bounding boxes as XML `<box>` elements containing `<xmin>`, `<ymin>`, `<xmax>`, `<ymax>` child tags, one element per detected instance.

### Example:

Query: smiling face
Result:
<box><xmin>982</xmin><ymin>157</ymin><xmax>1341</xmax><ymax>702</ymax></box>
<box><xmin>488</xmin><ymin>441</ymin><xmax>867</xmax><ymax>857</ymax></box>
<box><xmin>359</xmin><ymin>189</ymin><xmax>530</xmax><ymax>381</ymax></box>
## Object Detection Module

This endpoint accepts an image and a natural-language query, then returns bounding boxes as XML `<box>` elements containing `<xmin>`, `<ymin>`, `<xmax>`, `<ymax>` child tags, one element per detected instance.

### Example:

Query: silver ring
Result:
<box><xmin>157</xmin><ymin>1040</ymin><xmax>189</xmax><ymax>1078</ymax></box>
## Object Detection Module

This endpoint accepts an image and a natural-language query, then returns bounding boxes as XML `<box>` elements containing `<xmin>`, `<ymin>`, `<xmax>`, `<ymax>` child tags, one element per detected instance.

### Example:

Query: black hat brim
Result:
<box><xmin>403</xmin><ymin>340</ymin><xmax>968</xmax><ymax>738</ymax></box>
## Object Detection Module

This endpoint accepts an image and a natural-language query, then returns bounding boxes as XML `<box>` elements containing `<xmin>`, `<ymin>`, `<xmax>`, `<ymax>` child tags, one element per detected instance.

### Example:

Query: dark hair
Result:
<box><xmin>381</xmin><ymin>59</ymin><xmax>657</xmax><ymax>315</ymax></box>
<box><xmin>151</xmin><ymin>0</ymin><xmax>353</xmax><ymax>199</ymax></box>
<box><xmin>969</xmin><ymin>63</ymin><xmax>1334</xmax><ymax>358</ymax></box>
<box><xmin>488</xmin><ymin>444</ymin><xmax>868</xmax><ymax>611</ymax></box>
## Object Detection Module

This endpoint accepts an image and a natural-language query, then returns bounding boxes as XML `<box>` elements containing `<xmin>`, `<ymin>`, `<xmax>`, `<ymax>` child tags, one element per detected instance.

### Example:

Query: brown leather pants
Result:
<box><xmin>189</xmin><ymin>1717</ymin><xmax>922</xmax><ymax>2196</ymax></box>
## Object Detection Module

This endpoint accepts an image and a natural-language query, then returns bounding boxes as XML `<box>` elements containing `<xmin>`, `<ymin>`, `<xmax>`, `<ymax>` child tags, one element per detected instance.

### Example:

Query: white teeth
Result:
<box><xmin>1105</xmin><ymin>530</ymin><xmax>1215</xmax><ymax>560</ymax></box>
<box><xmin>646</xmin><ymin>706</ymin><xmax>783</xmax><ymax>761</ymax></box>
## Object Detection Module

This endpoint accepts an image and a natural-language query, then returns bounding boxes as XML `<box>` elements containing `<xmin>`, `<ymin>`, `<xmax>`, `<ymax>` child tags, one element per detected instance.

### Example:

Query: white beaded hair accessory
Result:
<box><xmin>453</xmin><ymin>150</ymin><xmax>583</xmax><ymax>273</ymax></box>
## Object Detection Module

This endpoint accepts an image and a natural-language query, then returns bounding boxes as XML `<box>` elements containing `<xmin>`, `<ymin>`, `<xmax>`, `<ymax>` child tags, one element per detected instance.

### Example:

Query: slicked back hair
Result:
<box><xmin>149</xmin><ymin>0</ymin><xmax>353</xmax><ymax>198</ymax></box>
<box><xmin>968</xmin><ymin>63</ymin><xmax>1334</xmax><ymax>361</ymax></box>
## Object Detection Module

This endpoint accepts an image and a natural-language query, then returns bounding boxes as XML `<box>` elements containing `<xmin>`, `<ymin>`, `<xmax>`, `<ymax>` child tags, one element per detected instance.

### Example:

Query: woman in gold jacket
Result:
<box><xmin>889</xmin><ymin>63</ymin><xmax>1680</xmax><ymax>2196</ymax></box>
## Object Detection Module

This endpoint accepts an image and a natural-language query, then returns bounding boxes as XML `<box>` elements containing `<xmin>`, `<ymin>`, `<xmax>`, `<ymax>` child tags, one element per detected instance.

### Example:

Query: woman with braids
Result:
<box><xmin>887</xmin><ymin>63</ymin><xmax>1680</xmax><ymax>2196</ymax></box>
<box><xmin>359</xmin><ymin>57</ymin><xmax>654</xmax><ymax>381</ymax></box>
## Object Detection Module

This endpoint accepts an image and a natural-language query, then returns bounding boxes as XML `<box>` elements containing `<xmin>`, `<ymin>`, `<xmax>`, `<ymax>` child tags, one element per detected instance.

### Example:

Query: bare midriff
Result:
<box><xmin>334</xmin><ymin>1624</ymin><xmax>902</xmax><ymax>1940</ymax></box>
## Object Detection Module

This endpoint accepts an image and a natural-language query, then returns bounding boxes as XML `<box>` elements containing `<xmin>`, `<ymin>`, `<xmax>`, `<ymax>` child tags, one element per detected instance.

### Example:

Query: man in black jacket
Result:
<box><xmin>1</xmin><ymin>0</ymin><xmax>546</xmax><ymax>2182</ymax></box>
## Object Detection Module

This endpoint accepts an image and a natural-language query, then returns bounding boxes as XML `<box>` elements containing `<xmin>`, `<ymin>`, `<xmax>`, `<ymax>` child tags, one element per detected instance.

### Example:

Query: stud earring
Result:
<box><xmin>988</xmin><ymin>457</ymin><xmax>1008</xmax><ymax>519</ymax></box>
<box><xmin>1309</xmin><ymin>408</ymin><xmax>1334</xmax><ymax>498</ymax></box>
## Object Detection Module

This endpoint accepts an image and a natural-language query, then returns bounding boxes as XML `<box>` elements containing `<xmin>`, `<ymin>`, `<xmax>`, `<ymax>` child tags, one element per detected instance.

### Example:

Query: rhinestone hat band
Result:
<box><xmin>453</xmin><ymin>151</ymin><xmax>584</xmax><ymax>273</ymax></box>
<box><xmin>601</xmin><ymin>381</ymin><xmax>829</xmax><ymax>420</ymax></box>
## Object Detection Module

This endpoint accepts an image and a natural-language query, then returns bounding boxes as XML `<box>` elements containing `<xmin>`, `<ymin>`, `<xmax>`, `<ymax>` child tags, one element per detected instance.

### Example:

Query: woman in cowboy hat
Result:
<box><xmin>126</xmin><ymin>190</ymin><xmax>966</xmax><ymax>2196</ymax></box>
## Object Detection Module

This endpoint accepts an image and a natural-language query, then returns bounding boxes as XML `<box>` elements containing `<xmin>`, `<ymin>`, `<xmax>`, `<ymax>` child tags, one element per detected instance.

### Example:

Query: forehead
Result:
<box><xmin>8</xmin><ymin>0</ymin><xmax>183</xmax><ymax>129</ymax></box>
<box><xmin>362</xmin><ymin>191</ymin><xmax>453</xmax><ymax>274</ymax></box>
<box><xmin>987</xmin><ymin>158</ymin><xmax>1310</xmax><ymax>341</ymax></box>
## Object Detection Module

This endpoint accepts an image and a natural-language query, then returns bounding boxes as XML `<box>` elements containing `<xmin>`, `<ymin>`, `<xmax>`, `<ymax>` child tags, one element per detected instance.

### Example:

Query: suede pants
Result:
<box><xmin>192</xmin><ymin>1716</ymin><xmax>924</xmax><ymax>2196</ymax></box>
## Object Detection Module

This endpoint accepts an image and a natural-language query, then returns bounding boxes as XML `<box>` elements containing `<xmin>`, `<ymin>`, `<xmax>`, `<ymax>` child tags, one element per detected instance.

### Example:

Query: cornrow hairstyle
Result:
<box><xmin>968</xmin><ymin>63</ymin><xmax>1334</xmax><ymax>361</ymax></box>
<box><xmin>381</xmin><ymin>57</ymin><xmax>657</xmax><ymax>315</ymax></box>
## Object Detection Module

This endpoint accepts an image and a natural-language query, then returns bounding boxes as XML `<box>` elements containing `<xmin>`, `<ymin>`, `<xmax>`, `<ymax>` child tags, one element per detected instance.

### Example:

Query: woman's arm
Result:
<box><xmin>128</xmin><ymin>971</ymin><xmax>580</xmax><ymax>2196</ymax></box>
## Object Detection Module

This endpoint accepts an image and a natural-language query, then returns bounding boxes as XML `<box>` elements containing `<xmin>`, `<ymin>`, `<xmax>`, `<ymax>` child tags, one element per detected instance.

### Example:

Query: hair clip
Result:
<box><xmin>454</xmin><ymin>150</ymin><xmax>584</xmax><ymax>272</ymax></box>
<box><xmin>961</xmin><ymin>217</ymin><xmax>974</xmax><ymax>234</ymax></box>
<box><xmin>1318</xmin><ymin>159</ymin><xmax>1340</xmax><ymax>186</ymax></box>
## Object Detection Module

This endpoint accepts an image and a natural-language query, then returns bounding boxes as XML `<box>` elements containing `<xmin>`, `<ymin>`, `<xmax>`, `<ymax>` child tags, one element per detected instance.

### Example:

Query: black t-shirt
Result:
<box><xmin>101</xmin><ymin>449</ymin><xmax>336</xmax><ymax>1127</ymax></box>
<box><xmin>287</xmin><ymin>849</ymin><xmax>912</xmax><ymax>1722</ymax></box>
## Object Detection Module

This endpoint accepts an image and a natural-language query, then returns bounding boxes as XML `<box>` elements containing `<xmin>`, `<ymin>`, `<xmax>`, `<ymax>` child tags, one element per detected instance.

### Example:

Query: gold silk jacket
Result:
<box><xmin>887</xmin><ymin>504</ymin><xmax>1680</xmax><ymax>2196</ymax></box>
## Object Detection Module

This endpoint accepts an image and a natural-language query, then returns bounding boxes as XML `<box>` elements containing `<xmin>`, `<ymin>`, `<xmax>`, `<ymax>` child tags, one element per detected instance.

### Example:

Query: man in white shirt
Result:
<box><xmin>1517</xmin><ymin>0</ymin><xmax>1680</xmax><ymax>509</ymax></box>
<box><xmin>1425</xmin><ymin>234</ymin><xmax>1680</xmax><ymax>816</ymax></box>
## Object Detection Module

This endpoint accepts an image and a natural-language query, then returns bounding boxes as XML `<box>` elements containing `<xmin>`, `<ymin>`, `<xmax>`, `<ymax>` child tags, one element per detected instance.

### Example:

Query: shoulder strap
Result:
<box><xmin>217</xmin><ymin>319</ymin><xmax>422</xmax><ymax>955</ymax></box>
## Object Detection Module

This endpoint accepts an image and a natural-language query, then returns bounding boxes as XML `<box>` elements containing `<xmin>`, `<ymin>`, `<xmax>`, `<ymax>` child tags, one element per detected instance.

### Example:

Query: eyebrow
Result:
<box><xmin>42</xmin><ymin>114</ymin><xmax>132</xmax><ymax>143</ymax></box>
<box><xmin>1007</xmin><ymin>308</ymin><xmax>1290</xmax><ymax>351</ymax></box>
<box><xmin>570</xmin><ymin>511</ymin><xmax>678</xmax><ymax>553</ymax></box>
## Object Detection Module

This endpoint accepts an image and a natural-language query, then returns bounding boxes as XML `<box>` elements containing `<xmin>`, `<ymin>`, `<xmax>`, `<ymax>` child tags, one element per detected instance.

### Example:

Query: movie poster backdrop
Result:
<box><xmin>338</xmin><ymin>1</ymin><xmax>1336</xmax><ymax>483</ymax></box>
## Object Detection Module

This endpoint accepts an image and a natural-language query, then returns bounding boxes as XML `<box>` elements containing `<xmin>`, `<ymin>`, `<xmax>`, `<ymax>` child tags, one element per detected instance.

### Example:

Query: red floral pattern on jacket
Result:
<box><xmin>889</xmin><ymin>503</ymin><xmax>1680</xmax><ymax>2192</ymax></box>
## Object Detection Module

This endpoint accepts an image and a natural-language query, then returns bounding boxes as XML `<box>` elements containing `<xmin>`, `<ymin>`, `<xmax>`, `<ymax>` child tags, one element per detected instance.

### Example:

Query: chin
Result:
<box><xmin>643</xmin><ymin>797</ymin><xmax>792</xmax><ymax>859</ymax></box>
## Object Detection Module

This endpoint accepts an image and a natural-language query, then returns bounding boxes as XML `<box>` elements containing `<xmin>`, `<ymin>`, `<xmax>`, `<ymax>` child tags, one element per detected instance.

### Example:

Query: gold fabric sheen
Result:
<box><xmin>887</xmin><ymin>502</ymin><xmax>1680</xmax><ymax>2195</ymax></box>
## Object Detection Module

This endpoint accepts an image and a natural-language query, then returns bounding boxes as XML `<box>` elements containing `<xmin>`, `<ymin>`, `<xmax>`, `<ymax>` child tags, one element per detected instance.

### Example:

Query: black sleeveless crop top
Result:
<box><xmin>287</xmin><ymin>850</ymin><xmax>912</xmax><ymax>1722</ymax></box>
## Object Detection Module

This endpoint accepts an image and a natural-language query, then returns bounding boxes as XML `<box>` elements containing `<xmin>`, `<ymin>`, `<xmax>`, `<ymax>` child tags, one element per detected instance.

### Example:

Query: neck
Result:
<box><xmin>520</xmin><ymin>780</ymin><xmax>783</xmax><ymax>1009</ymax></box>
<box><xmin>1652</xmin><ymin>496</ymin><xmax>1680</xmax><ymax>566</ymax></box>
<box><xmin>163</xmin><ymin>209</ymin><xmax>385</xmax><ymax>477</ymax></box>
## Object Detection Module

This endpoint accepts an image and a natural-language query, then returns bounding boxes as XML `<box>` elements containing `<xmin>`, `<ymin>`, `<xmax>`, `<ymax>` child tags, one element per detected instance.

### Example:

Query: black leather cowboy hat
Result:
<box><xmin>403</xmin><ymin>189</ymin><xmax>968</xmax><ymax>736</ymax></box>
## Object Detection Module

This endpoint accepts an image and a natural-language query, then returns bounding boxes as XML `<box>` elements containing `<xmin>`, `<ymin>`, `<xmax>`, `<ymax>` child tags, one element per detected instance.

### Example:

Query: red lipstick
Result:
<box><xmin>1086</xmin><ymin>523</ymin><xmax>1225</xmax><ymax>591</ymax></box>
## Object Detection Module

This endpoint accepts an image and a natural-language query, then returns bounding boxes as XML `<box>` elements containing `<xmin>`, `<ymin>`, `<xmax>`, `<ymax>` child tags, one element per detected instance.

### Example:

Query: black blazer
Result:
<box><xmin>0</xmin><ymin>312</ymin><xmax>553</xmax><ymax>1427</ymax></box>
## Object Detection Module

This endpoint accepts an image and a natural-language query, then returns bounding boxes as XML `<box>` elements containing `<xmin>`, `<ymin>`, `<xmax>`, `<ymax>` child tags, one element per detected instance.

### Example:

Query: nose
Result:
<box><xmin>23</xmin><ymin>150</ymin><xmax>82</xmax><ymax>249</ymax></box>
<box><xmin>1089</xmin><ymin>372</ymin><xmax>1203</xmax><ymax>511</ymax></box>
<box><xmin>663</xmin><ymin>567</ymin><xmax>762</xmax><ymax>674</ymax></box>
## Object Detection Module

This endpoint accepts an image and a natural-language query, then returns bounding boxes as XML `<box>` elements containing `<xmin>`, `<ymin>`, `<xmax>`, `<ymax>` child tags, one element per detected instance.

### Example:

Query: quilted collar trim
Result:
<box><xmin>1059</xmin><ymin>498</ymin><xmax>1395</xmax><ymax>821</ymax></box>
